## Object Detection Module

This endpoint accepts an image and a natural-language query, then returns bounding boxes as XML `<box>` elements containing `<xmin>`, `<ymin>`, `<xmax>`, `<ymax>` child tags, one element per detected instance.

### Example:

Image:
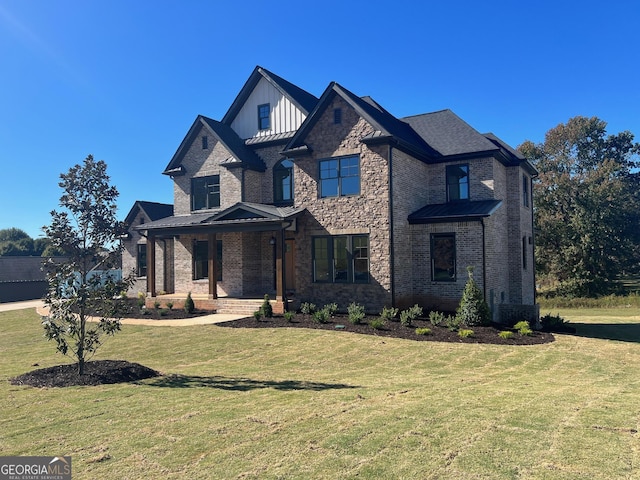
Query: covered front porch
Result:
<box><xmin>139</xmin><ymin>202</ymin><xmax>304</xmax><ymax>314</ymax></box>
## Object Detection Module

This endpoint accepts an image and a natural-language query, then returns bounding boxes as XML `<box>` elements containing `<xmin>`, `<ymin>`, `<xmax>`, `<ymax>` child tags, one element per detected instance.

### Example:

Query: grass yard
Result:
<box><xmin>2</xmin><ymin>307</ymin><xmax>640</xmax><ymax>479</ymax></box>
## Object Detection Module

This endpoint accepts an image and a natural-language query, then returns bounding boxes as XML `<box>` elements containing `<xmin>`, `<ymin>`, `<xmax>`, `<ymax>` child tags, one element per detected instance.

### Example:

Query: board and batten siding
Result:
<box><xmin>230</xmin><ymin>77</ymin><xmax>307</xmax><ymax>139</ymax></box>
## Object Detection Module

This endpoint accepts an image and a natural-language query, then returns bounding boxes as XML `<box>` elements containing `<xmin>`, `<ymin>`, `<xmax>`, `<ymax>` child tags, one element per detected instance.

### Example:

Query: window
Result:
<box><xmin>319</xmin><ymin>156</ymin><xmax>360</xmax><ymax>198</ymax></box>
<box><xmin>202</xmin><ymin>135</ymin><xmax>208</xmax><ymax>149</ymax></box>
<box><xmin>273</xmin><ymin>159</ymin><xmax>294</xmax><ymax>204</ymax></box>
<box><xmin>522</xmin><ymin>174</ymin><xmax>530</xmax><ymax>207</ymax></box>
<box><xmin>136</xmin><ymin>244</ymin><xmax>147</xmax><ymax>277</ymax></box>
<box><xmin>446</xmin><ymin>164</ymin><xmax>469</xmax><ymax>202</ymax></box>
<box><xmin>191</xmin><ymin>175</ymin><xmax>220</xmax><ymax>210</ymax></box>
<box><xmin>431</xmin><ymin>233</ymin><xmax>456</xmax><ymax>282</ymax></box>
<box><xmin>312</xmin><ymin>235</ymin><xmax>369</xmax><ymax>283</ymax></box>
<box><xmin>193</xmin><ymin>240</ymin><xmax>223</xmax><ymax>281</ymax></box>
<box><xmin>333</xmin><ymin>108</ymin><xmax>342</xmax><ymax>124</ymax></box>
<box><xmin>258</xmin><ymin>103</ymin><xmax>270</xmax><ymax>130</ymax></box>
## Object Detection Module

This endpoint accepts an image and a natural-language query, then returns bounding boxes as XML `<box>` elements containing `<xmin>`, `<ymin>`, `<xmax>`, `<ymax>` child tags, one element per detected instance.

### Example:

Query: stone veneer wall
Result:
<box><xmin>292</xmin><ymin>95</ymin><xmax>392</xmax><ymax>313</ymax></box>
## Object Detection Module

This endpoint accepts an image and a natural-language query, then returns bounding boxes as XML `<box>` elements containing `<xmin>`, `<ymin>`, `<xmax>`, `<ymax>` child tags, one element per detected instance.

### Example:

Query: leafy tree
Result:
<box><xmin>456</xmin><ymin>266</ymin><xmax>491</xmax><ymax>326</ymax></box>
<box><xmin>519</xmin><ymin>117</ymin><xmax>640</xmax><ymax>296</ymax></box>
<box><xmin>0</xmin><ymin>228</ymin><xmax>34</xmax><ymax>256</ymax></box>
<box><xmin>42</xmin><ymin>155</ymin><xmax>134</xmax><ymax>375</ymax></box>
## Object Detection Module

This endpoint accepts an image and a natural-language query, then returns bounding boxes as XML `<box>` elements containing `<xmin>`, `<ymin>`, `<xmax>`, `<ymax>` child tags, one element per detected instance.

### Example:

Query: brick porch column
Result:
<box><xmin>208</xmin><ymin>233</ymin><xmax>217</xmax><ymax>299</ymax></box>
<box><xmin>146</xmin><ymin>234</ymin><xmax>156</xmax><ymax>297</ymax></box>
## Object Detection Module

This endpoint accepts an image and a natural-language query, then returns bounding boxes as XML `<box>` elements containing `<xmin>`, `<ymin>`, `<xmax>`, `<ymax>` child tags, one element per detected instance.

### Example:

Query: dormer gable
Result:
<box><xmin>221</xmin><ymin>66</ymin><xmax>318</xmax><ymax>141</ymax></box>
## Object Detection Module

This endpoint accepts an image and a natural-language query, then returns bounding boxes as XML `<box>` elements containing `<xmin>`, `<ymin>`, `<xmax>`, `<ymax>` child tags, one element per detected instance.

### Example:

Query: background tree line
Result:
<box><xmin>519</xmin><ymin>116</ymin><xmax>640</xmax><ymax>297</ymax></box>
<box><xmin>0</xmin><ymin>228</ymin><xmax>60</xmax><ymax>257</ymax></box>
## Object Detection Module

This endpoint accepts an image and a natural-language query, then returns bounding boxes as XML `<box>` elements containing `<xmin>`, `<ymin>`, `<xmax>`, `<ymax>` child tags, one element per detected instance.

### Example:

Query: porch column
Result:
<box><xmin>146</xmin><ymin>234</ymin><xmax>156</xmax><ymax>297</ymax></box>
<box><xmin>275</xmin><ymin>229</ymin><xmax>286</xmax><ymax>307</ymax></box>
<box><xmin>208</xmin><ymin>233</ymin><xmax>217</xmax><ymax>299</ymax></box>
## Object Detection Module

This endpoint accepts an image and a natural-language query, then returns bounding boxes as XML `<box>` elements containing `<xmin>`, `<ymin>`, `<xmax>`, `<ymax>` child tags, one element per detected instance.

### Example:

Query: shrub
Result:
<box><xmin>540</xmin><ymin>312</ymin><xmax>568</xmax><ymax>329</ymax></box>
<box><xmin>261</xmin><ymin>294</ymin><xmax>273</xmax><ymax>318</ymax></box>
<box><xmin>153</xmin><ymin>301</ymin><xmax>161</xmax><ymax>310</ymax></box>
<box><xmin>300</xmin><ymin>302</ymin><xmax>316</xmax><ymax>315</ymax></box>
<box><xmin>369</xmin><ymin>318</ymin><xmax>385</xmax><ymax>330</ymax></box>
<box><xmin>313</xmin><ymin>308</ymin><xmax>330</xmax><ymax>324</ymax></box>
<box><xmin>514</xmin><ymin>321</ymin><xmax>532</xmax><ymax>335</ymax></box>
<box><xmin>184</xmin><ymin>292</ymin><xmax>195</xmax><ymax>314</ymax></box>
<box><xmin>429</xmin><ymin>311</ymin><xmax>446</xmax><ymax>326</ymax></box>
<box><xmin>166</xmin><ymin>301</ymin><xmax>174</xmax><ymax>311</ymax></box>
<box><xmin>456</xmin><ymin>266</ymin><xmax>491</xmax><ymax>326</ymax></box>
<box><xmin>283</xmin><ymin>311</ymin><xmax>295</xmax><ymax>322</ymax></box>
<box><xmin>498</xmin><ymin>330</ymin><xmax>515</xmax><ymax>340</ymax></box>
<box><xmin>445</xmin><ymin>315</ymin><xmax>462</xmax><ymax>332</ymax></box>
<box><xmin>380</xmin><ymin>306</ymin><xmax>399</xmax><ymax>322</ymax></box>
<box><xmin>348</xmin><ymin>302</ymin><xmax>366</xmax><ymax>325</ymax></box>
<box><xmin>415</xmin><ymin>327</ymin><xmax>432</xmax><ymax>336</ymax></box>
<box><xmin>159</xmin><ymin>309</ymin><xmax>169</xmax><ymax>317</ymax></box>
<box><xmin>137</xmin><ymin>297</ymin><xmax>145</xmax><ymax>310</ymax></box>
<box><xmin>458</xmin><ymin>329</ymin><xmax>475</xmax><ymax>338</ymax></box>
<box><xmin>400</xmin><ymin>304</ymin><xmax>423</xmax><ymax>327</ymax></box>
<box><xmin>324</xmin><ymin>303</ymin><xmax>339</xmax><ymax>316</ymax></box>
<box><xmin>253</xmin><ymin>310</ymin><xmax>263</xmax><ymax>321</ymax></box>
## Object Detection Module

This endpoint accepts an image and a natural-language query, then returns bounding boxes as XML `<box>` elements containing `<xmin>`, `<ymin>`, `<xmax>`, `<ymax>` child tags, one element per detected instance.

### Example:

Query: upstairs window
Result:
<box><xmin>192</xmin><ymin>175</ymin><xmax>220</xmax><ymax>211</ymax></box>
<box><xmin>274</xmin><ymin>159</ymin><xmax>294</xmax><ymax>204</ymax></box>
<box><xmin>522</xmin><ymin>174</ymin><xmax>530</xmax><ymax>207</ymax></box>
<box><xmin>312</xmin><ymin>235</ymin><xmax>369</xmax><ymax>284</ymax></box>
<box><xmin>258</xmin><ymin>103</ymin><xmax>270</xmax><ymax>130</ymax></box>
<box><xmin>446</xmin><ymin>164</ymin><xmax>469</xmax><ymax>202</ymax></box>
<box><xmin>319</xmin><ymin>156</ymin><xmax>360</xmax><ymax>198</ymax></box>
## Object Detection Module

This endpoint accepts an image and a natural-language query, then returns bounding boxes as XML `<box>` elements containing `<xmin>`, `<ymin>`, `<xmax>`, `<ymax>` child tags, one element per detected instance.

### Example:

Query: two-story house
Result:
<box><xmin>123</xmin><ymin>66</ymin><xmax>538</xmax><ymax>322</ymax></box>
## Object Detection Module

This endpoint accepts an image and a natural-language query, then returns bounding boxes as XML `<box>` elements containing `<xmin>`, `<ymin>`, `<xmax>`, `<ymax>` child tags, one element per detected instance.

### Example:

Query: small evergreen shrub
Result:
<box><xmin>514</xmin><ymin>321</ymin><xmax>532</xmax><ymax>335</ymax></box>
<box><xmin>166</xmin><ymin>301</ymin><xmax>174</xmax><ymax>310</ymax></box>
<box><xmin>429</xmin><ymin>311</ymin><xmax>446</xmax><ymax>326</ymax></box>
<box><xmin>458</xmin><ymin>329</ymin><xmax>475</xmax><ymax>338</ymax></box>
<box><xmin>261</xmin><ymin>294</ymin><xmax>273</xmax><ymax>318</ymax></box>
<box><xmin>369</xmin><ymin>318</ymin><xmax>385</xmax><ymax>330</ymax></box>
<box><xmin>400</xmin><ymin>304</ymin><xmax>423</xmax><ymax>327</ymax></box>
<box><xmin>313</xmin><ymin>308</ymin><xmax>330</xmax><ymax>324</ymax></box>
<box><xmin>540</xmin><ymin>312</ymin><xmax>568</xmax><ymax>329</ymax></box>
<box><xmin>253</xmin><ymin>310</ymin><xmax>263</xmax><ymax>321</ymax></box>
<box><xmin>160</xmin><ymin>309</ymin><xmax>169</xmax><ymax>317</ymax></box>
<box><xmin>456</xmin><ymin>266</ymin><xmax>491</xmax><ymax>326</ymax></box>
<box><xmin>153</xmin><ymin>301</ymin><xmax>161</xmax><ymax>310</ymax></box>
<box><xmin>325</xmin><ymin>303</ymin><xmax>339</xmax><ymax>316</ymax></box>
<box><xmin>284</xmin><ymin>311</ymin><xmax>295</xmax><ymax>322</ymax></box>
<box><xmin>498</xmin><ymin>330</ymin><xmax>515</xmax><ymax>340</ymax></box>
<box><xmin>184</xmin><ymin>292</ymin><xmax>195</xmax><ymax>314</ymax></box>
<box><xmin>445</xmin><ymin>315</ymin><xmax>462</xmax><ymax>331</ymax></box>
<box><xmin>348</xmin><ymin>302</ymin><xmax>366</xmax><ymax>325</ymax></box>
<box><xmin>380</xmin><ymin>306</ymin><xmax>399</xmax><ymax>322</ymax></box>
<box><xmin>300</xmin><ymin>302</ymin><xmax>316</xmax><ymax>315</ymax></box>
<box><xmin>415</xmin><ymin>327</ymin><xmax>432</xmax><ymax>336</ymax></box>
<box><xmin>137</xmin><ymin>296</ymin><xmax>145</xmax><ymax>310</ymax></box>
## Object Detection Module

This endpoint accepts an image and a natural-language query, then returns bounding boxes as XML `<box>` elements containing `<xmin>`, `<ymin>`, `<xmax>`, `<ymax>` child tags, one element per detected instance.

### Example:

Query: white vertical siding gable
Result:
<box><xmin>230</xmin><ymin>77</ymin><xmax>307</xmax><ymax>140</ymax></box>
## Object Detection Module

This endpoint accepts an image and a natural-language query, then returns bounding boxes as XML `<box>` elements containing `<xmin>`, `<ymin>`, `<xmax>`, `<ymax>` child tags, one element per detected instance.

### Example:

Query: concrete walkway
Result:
<box><xmin>0</xmin><ymin>300</ymin><xmax>247</xmax><ymax>326</ymax></box>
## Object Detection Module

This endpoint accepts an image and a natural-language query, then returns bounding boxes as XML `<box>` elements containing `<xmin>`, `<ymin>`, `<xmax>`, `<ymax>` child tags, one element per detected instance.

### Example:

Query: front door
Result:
<box><xmin>285</xmin><ymin>239</ymin><xmax>295</xmax><ymax>292</ymax></box>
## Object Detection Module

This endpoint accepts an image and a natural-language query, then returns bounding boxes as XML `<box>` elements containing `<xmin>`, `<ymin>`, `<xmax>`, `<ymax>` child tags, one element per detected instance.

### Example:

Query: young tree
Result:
<box><xmin>42</xmin><ymin>155</ymin><xmax>134</xmax><ymax>375</ymax></box>
<box><xmin>519</xmin><ymin>116</ymin><xmax>640</xmax><ymax>296</ymax></box>
<box><xmin>456</xmin><ymin>266</ymin><xmax>491</xmax><ymax>326</ymax></box>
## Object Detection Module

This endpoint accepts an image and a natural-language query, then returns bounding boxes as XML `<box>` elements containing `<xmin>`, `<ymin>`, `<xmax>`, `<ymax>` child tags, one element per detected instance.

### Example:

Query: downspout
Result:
<box><xmin>388</xmin><ymin>144</ymin><xmax>396</xmax><ymax>307</ymax></box>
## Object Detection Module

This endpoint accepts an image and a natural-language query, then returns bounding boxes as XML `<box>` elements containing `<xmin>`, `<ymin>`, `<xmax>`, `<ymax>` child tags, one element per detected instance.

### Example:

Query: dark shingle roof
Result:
<box><xmin>408</xmin><ymin>199</ymin><xmax>503</xmax><ymax>224</ymax></box>
<box><xmin>162</xmin><ymin>115</ymin><xmax>266</xmax><ymax>175</ymax></box>
<box><xmin>222</xmin><ymin>66</ymin><xmax>318</xmax><ymax>125</ymax></box>
<box><xmin>124</xmin><ymin>201</ymin><xmax>173</xmax><ymax>226</ymax></box>
<box><xmin>402</xmin><ymin>110</ymin><xmax>499</xmax><ymax>157</ymax></box>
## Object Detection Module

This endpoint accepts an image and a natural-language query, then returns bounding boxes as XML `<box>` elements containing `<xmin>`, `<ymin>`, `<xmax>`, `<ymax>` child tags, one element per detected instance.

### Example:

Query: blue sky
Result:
<box><xmin>1</xmin><ymin>0</ymin><xmax>638</xmax><ymax>239</ymax></box>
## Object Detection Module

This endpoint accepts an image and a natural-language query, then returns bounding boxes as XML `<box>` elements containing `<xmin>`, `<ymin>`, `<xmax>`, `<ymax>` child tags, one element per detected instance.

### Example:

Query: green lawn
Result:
<box><xmin>2</xmin><ymin>307</ymin><xmax>640</xmax><ymax>479</ymax></box>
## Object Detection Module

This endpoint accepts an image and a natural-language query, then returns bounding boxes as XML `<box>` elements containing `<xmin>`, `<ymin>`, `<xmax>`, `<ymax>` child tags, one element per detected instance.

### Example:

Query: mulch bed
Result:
<box><xmin>10</xmin><ymin>360</ymin><xmax>160</xmax><ymax>388</ymax></box>
<box><xmin>217</xmin><ymin>314</ymin><xmax>555</xmax><ymax>345</ymax></box>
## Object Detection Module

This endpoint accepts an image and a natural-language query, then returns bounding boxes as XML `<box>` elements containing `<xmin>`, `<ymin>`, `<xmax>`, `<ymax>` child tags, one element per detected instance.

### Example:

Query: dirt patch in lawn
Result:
<box><xmin>217</xmin><ymin>314</ymin><xmax>555</xmax><ymax>345</ymax></box>
<box><xmin>10</xmin><ymin>360</ymin><xmax>160</xmax><ymax>388</ymax></box>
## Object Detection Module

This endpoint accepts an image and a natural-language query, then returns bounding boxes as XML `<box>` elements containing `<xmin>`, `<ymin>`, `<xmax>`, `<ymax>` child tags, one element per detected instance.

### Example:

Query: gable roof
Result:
<box><xmin>162</xmin><ymin>115</ymin><xmax>266</xmax><ymax>176</ymax></box>
<box><xmin>136</xmin><ymin>202</ymin><xmax>305</xmax><ymax>235</ymax></box>
<box><xmin>222</xmin><ymin>66</ymin><xmax>318</xmax><ymax>125</ymax></box>
<box><xmin>124</xmin><ymin>201</ymin><xmax>173</xmax><ymax>226</ymax></box>
<box><xmin>483</xmin><ymin>133</ymin><xmax>538</xmax><ymax>175</ymax></box>
<box><xmin>283</xmin><ymin>82</ymin><xmax>440</xmax><ymax>161</ymax></box>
